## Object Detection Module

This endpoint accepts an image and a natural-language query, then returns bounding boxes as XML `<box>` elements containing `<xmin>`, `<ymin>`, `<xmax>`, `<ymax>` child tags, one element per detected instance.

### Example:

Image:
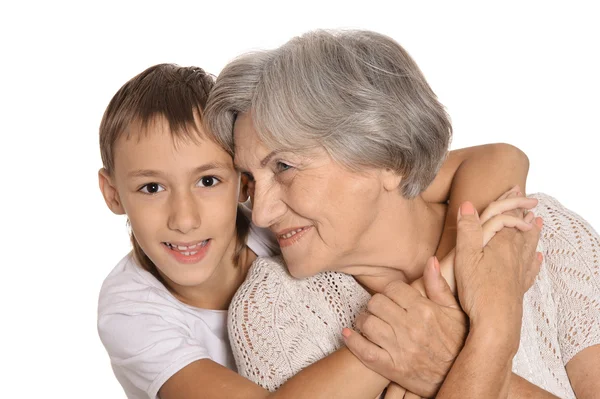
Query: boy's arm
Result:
<box><xmin>422</xmin><ymin>143</ymin><xmax>529</xmax><ymax>259</ymax></box>
<box><xmin>160</xmin><ymin>349</ymin><xmax>389</xmax><ymax>399</ymax></box>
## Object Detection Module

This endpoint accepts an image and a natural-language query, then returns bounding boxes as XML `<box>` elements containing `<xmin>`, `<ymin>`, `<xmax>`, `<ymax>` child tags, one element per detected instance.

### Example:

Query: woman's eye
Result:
<box><xmin>197</xmin><ymin>176</ymin><xmax>221</xmax><ymax>187</ymax></box>
<box><xmin>139</xmin><ymin>183</ymin><xmax>164</xmax><ymax>194</ymax></box>
<box><xmin>275</xmin><ymin>161</ymin><xmax>292</xmax><ymax>173</ymax></box>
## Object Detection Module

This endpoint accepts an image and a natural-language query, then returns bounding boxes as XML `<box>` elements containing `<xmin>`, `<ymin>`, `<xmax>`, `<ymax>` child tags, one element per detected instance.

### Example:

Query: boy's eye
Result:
<box><xmin>197</xmin><ymin>176</ymin><xmax>221</xmax><ymax>187</ymax></box>
<box><xmin>140</xmin><ymin>183</ymin><xmax>164</xmax><ymax>194</ymax></box>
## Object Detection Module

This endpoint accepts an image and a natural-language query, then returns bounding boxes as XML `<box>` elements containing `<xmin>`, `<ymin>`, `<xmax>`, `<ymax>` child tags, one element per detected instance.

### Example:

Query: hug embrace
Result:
<box><xmin>97</xmin><ymin>29</ymin><xmax>600</xmax><ymax>398</ymax></box>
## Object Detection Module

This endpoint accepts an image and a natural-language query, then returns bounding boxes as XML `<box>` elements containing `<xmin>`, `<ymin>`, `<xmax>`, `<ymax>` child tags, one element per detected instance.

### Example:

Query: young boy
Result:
<box><xmin>97</xmin><ymin>63</ymin><xmax>534</xmax><ymax>399</ymax></box>
<box><xmin>97</xmin><ymin>64</ymin><xmax>278</xmax><ymax>399</ymax></box>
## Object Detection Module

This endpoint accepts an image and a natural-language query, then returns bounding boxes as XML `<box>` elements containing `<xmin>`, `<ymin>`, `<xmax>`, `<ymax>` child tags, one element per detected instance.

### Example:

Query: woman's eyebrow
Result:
<box><xmin>260</xmin><ymin>150</ymin><xmax>281</xmax><ymax>167</ymax></box>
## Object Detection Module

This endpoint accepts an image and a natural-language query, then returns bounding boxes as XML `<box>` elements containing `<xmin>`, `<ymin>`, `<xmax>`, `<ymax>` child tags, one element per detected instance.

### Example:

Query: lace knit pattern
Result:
<box><xmin>228</xmin><ymin>194</ymin><xmax>600</xmax><ymax>397</ymax></box>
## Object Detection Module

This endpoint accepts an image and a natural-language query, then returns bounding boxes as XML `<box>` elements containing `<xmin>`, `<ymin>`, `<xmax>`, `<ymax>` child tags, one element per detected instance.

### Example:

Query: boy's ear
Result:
<box><xmin>98</xmin><ymin>168</ymin><xmax>126</xmax><ymax>215</ymax></box>
<box><xmin>238</xmin><ymin>173</ymin><xmax>251</xmax><ymax>203</ymax></box>
<box><xmin>382</xmin><ymin>168</ymin><xmax>403</xmax><ymax>192</ymax></box>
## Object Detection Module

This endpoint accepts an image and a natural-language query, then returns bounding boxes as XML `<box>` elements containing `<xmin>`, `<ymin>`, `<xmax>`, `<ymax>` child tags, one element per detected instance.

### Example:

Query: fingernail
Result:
<box><xmin>341</xmin><ymin>328</ymin><xmax>351</xmax><ymax>339</ymax></box>
<box><xmin>535</xmin><ymin>217</ymin><xmax>544</xmax><ymax>228</ymax></box>
<box><xmin>432</xmin><ymin>256</ymin><xmax>440</xmax><ymax>273</ymax></box>
<box><xmin>537</xmin><ymin>252</ymin><xmax>543</xmax><ymax>262</ymax></box>
<box><xmin>524</xmin><ymin>211</ymin><xmax>535</xmax><ymax>223</ymax></box>
<box><xmin>459</xmin><ymin>201</ymin><xmax>475</xmax><ymax>218</ymax></box>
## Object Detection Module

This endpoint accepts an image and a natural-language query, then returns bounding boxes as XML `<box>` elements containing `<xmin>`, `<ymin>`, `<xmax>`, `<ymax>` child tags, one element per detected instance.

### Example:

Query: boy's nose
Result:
<box><xmin>168</xmin><ymin>191</ymin><xmax>201</xmax><ymax>234</ymax></box>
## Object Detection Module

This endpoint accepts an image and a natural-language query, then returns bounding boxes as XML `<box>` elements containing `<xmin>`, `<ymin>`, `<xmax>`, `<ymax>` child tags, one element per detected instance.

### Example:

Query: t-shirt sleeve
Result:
<box><xmin>98</xmin><ymin>307</ymin><xmax>210</xmax><ymax>399</ymax></box>
<box><xmin>535</xmin><ymin>194</ymin><xmax>600</xmax><ymax>364</ymax></box>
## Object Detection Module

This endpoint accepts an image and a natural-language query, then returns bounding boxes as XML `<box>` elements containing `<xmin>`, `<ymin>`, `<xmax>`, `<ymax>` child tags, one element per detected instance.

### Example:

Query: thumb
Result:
<box><xmin>456</xmin><ymin>201</ymin><xmax>483</xmax><ymax>260</ymax></box>
<box><xmin>424</xmin><ymin>256</ymin><xmax>460</xmax><ymax>309</ymax></box>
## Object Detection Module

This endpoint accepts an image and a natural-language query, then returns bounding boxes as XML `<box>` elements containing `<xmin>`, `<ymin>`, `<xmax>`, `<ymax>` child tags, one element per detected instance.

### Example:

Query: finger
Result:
<box><xmin>481</xmin><ymin>214</ymin><xmax>535</xmax><ymax>246</ymax></box>
<box><xmin>456</xmin><ymin>201</ymin><xmax>483</xmax><ymax>258</ymax></box>
<box><xmin>343</xmin><ymin>327</ymin><xmax>390</xmax><ymax>368</ymax></box>
<box><xmin>382</xmin><ymin>279</ymin><xmax>423</xmax><ymax>310</ymax></box>
<box><xmin>355</xmin><ymin>312</ymin><xmax>396</xmax><ymax>348</ymax></box>
<box><xmin>496</xmin><ymin>185</ymin><xmax>522</xmax><ymax>201</ymax></box>
<box><xmin>367</xmin><ymin>293</ymin><xmax>407</xmax><ymax>328</ymax></box>
<box><xmin>524</xmin><ymin>210</ymin><xmax>535</xmax><ymax>224</ymax></box>
<box><xmin>423</xmin><ymin>256</ymin><xmax>460</xmax><ymax>309</ymax></box>
<box><xmin>479</xmin><ymin>197</ymin><xmax>538</xmax><ymax>224</ymax></box>
<box><xmin>403</xmin><ymin>392</ymin><xmax>422</xmax><ymax>399</ymax></box>
<box><xmin>523</xmin><ymin>218</ymin><xmax>544</xmax><ymax>288</ymax></box>
<box><xmin>382</xmin><ymin>383</ymin><xmax>407</xmax><ymax>398</ymax></box>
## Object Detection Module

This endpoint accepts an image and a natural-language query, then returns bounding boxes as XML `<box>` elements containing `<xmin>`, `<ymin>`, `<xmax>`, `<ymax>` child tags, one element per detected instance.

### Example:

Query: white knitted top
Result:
<box><xmin>228</xmin><ymin>194</ymin><xmax>600</xmax><ymax>398</ymax></box>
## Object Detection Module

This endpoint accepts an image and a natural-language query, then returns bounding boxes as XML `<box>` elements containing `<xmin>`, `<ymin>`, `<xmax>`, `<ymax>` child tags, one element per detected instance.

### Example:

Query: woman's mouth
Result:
<box><xmin>276</xmin><ymin>226</ymin><xmax>312</xmax><ymax>247</ymax></box>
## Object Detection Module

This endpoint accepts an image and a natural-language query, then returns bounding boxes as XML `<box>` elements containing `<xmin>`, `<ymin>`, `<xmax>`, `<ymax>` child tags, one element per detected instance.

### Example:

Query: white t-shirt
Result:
<box><xmin>97</xmin><ymin>218</ymin><xmax>277</xmax><ymax>399</ymax></box>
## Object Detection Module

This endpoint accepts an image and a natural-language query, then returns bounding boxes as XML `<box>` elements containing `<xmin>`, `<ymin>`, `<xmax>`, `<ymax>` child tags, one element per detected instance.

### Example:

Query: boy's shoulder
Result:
<box><xmin>98</xmin><ymin>253</ymin><xmax>169</xmax><ymax>315</ymax></box>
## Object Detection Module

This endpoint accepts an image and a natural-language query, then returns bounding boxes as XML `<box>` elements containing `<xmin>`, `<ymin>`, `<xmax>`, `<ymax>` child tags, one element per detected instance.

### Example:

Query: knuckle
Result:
<box><xmin>457</xmin><ymin>217</ymin><xmax>480</xmax><ymax>232</ymax></box>
<box><xmin>362</xmin><ymin>347</ymin><xmax>379</xmax><ymax>363</ymax></box>
<box><xmin>362</xmin><ymin>315</ymin><xmax>377</xmax><ymax>333</ymax></box>
<box><xmin>383</xmin><ymin>280</ymin><xmax>401</xmax><ymax>297</ymax></box>
<box><xmin>420</xmin><ymin>304</ymin><xmax>436</xmax><ymax>322</ymax></box>
<box><xmin>368</xmin><ymin>293</ymin><xmax>385</xmax><ymax>312</ymax></box>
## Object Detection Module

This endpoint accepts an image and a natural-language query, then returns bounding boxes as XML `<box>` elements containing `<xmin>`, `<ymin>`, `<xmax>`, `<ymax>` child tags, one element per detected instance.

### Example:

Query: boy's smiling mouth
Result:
<box><xmin>162</xmin><ymin>240</ymin><xmax>210</xmax><ymax>261</ymax></box>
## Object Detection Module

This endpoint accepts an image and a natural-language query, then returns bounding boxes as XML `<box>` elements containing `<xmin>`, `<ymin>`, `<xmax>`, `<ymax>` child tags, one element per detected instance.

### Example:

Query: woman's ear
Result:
<box><xmin>382</xmin><ymin>168</ymin><xmax>403</xmax><ymax>192</ymax></box>
<box><xmin>98</xmin><ymin>168</ymin><xmax>126</xmax><ymax>215</ymax></box>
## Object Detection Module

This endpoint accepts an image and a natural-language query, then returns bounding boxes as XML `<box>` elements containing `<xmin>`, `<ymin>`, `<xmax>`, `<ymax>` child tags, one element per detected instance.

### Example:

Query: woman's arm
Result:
<box><xmin>422</xmin><ymin>143</ymin><xmax>530</xmax><ymax>258</ymax></box>
<box><xmin>540</xmin><ymin>195</ymin><xmax>600</xmax><ymax>399</ymax></box>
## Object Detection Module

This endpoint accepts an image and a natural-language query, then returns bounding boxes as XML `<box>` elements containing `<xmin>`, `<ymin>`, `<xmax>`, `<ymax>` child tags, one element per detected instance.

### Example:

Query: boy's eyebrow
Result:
<box><xmin>128</xmin><ymin>162</ymin><xmax>231</xmax><ymax>178</ymax></box>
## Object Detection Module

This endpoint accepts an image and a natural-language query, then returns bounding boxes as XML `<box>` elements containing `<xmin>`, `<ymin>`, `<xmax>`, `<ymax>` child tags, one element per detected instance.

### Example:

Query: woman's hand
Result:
<box><xmin>412</xmin><ymin>186</ymin><xmax>539</xmax><ymax>296</ymax></box>
<box><xmin>454</xmin><ymin>200</ymin><xmax>543</xmax><ymax>327</ymax></box>
<box><xmin>343</xmin><ymin>187</ymin><xmax>541</xmax><ymax>397</ymax></box>
<box><xmin>343</xmin><ymin>256</ymin><xmax>467</xmax><ymax>397</ymax></box>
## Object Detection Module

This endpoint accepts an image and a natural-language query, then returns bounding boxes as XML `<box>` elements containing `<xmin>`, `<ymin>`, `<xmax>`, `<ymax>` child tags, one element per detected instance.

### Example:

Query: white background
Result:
<box><xmin>1</xmin><ymin>1</ymin><xmax>598</xmax><ymax>397</ymax></box>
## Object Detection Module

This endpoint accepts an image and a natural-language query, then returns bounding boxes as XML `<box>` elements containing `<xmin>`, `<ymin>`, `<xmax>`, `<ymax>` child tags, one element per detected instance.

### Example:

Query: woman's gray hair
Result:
<box><xmin>204</xmin><ymin>29</ymin><xmax>452</xmax><ymax>198</ymax></box>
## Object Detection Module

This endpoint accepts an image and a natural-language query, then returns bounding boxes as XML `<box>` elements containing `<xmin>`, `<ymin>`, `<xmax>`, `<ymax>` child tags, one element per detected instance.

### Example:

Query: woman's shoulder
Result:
<box><xmin>233</xmin><ymin>256</ymin><xmax>370</xmax><ymax>331</ymax></box>
<box><xmin>529</xmin><ymin>192</ymin><xmax>598</xmax><ymax>245</ymax></box>
<box><xmin>244</xmin><ymin>256</ymin><xmax>367</xmax><ymax>299</ymax></box>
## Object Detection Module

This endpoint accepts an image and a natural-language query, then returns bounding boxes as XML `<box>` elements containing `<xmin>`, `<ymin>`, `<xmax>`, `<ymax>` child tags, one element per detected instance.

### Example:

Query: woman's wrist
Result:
<box><xmin>469</xmin><ymin>319</ymin><xmax>521</xmax><ymax>360</ymax></box>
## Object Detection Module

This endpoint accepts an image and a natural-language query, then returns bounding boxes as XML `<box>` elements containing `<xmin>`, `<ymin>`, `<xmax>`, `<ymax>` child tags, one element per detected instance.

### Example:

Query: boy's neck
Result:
<box><xmin>162</xmin><ymin>245</ymin><xmax>256</xmax><ymax>311</ymax></box>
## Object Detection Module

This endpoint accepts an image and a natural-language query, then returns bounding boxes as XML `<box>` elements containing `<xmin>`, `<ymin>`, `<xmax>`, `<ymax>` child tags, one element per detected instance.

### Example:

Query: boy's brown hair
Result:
<box><xmin>99</xmin><ymin>63</ymin><xmax>250</xmax><ymax>279</ymax></box>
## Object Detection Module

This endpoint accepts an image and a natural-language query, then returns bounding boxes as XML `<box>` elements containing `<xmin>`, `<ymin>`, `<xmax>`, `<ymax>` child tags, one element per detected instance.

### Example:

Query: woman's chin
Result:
<box><xmin>285</xmin><ymin>258</ymin><xmax>326</xmax><ymax>279</ymax></box>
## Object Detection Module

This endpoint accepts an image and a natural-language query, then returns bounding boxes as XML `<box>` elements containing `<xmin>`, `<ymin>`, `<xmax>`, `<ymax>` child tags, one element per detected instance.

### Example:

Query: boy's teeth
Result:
<box><xmin>166</xmin><ymin>240</ymin><xmax>208</xmax><ymax>251</ymax></box>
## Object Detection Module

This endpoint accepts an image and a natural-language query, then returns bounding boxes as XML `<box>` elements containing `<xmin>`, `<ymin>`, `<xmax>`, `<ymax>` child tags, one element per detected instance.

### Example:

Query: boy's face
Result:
<box><xmin>100</xmin><ymin>118</ymin><xmax>242</xmax><ymax>293</ymax></box>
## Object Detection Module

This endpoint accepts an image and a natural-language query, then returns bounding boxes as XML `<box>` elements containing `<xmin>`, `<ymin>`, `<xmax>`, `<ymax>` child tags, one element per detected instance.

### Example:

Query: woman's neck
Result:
<box><xmin>343</xmin><ymin>195</ymin><xmax>446</xmax><ymax>294</ymax></box>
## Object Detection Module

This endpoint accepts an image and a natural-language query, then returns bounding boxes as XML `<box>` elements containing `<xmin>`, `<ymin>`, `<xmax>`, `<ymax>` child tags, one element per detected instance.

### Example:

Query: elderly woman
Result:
<box><xmin>205</xmin><ymin>30</ymin><xmax>599</xmax><ymax>398</ymax></box>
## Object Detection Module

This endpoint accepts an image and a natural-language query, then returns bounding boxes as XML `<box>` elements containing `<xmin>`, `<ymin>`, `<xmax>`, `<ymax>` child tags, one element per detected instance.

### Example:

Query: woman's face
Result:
<box><xmin>233</xmin><ymin>112</ymin><xmax>392</xmax><ymax>278</ymax></box>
